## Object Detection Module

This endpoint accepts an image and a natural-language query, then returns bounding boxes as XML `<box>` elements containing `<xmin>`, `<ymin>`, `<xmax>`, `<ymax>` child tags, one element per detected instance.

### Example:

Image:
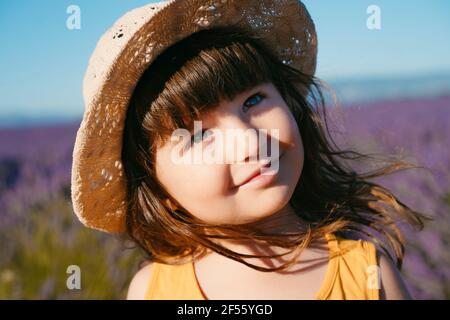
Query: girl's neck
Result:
<box><xmin>210</xmin><ymin>204</ymin><xmax>321</xmax><ymax>269</ymax></box>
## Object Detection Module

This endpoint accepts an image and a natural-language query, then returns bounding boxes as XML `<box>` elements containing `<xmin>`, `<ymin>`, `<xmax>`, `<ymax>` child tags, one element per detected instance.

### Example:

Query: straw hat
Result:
<box><xmin>71</xmin><ymin>0</ymin><xmax>318</xmax><ymax>234</ymax></box>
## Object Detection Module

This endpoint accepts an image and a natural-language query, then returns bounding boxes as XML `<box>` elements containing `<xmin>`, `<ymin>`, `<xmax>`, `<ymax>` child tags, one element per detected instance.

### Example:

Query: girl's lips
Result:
<box><xmin>245</xmin><ymin>161</ymin><xmax>271</xmax><ymax>182</ymax></box>
<box><xmin>237</xmin><ymin>157</ymin><xmax>281</xmax><ymax>189</ymax></box>
<box><xmin>236</xmin><ymin>159</ymin><xmax>271</xmax><ymax>187</ymax></box>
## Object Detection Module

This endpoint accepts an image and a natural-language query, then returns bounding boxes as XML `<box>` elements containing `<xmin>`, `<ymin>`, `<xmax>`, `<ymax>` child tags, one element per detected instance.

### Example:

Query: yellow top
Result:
<box><xmin>144</xmin><ymin>233</ymin><xmax>380</xmax><ymax>300</ymax></box>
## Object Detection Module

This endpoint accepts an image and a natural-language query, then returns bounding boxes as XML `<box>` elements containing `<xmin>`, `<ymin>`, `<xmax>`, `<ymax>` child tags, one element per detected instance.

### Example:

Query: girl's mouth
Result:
<box><xmin>237</xmin><ymin>157</ymin><xmax>281</xmax><ymax>190</ymax></box>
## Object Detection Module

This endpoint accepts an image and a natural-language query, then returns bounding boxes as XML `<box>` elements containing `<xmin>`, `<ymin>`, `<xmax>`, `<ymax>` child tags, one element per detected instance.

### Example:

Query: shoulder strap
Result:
<box><xmin>144</xmin><ymin>261</ymin><xmax>206</xmax><ymax>300</ymax></box>
<box><xmin>144</xmin><ymin>262</ymin><xmax>161</xmax><ymax>299</ymax></box>
<box><xmin>319</xmin><ymin>233</ymin><xmax>380</xmax><ymax>300</ymax></box>
<box><xmin>361</xmin><ymin>239</ymin><xmax>381</xmax><ymax>299</ymax></box>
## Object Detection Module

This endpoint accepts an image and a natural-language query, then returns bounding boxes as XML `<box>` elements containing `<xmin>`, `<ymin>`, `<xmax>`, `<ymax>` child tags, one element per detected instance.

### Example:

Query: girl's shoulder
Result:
<box><xmin>313</xmin><ymin>232</ymin><xmax>381</xmax><ymax>299</ymax></box>
<box><xmin>327</xmin><ymin>232</ymin><xmax>412</xmax><ymax>300</ymax></box>
<box><xmin>126</xmin><ymin>261</ymin><xmax>154</xmax><ymax>300</ymax></box>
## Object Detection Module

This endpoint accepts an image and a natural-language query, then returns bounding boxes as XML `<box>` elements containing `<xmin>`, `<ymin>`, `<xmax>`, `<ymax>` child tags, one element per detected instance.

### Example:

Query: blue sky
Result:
<box><xmin>0</xmin><ymin>0</ymin><xmax>449</xmax><ymax>121</ymax></box>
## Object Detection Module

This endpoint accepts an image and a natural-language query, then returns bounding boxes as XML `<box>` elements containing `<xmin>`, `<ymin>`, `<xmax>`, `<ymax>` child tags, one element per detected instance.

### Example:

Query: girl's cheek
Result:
<box><xmin>174</xmin><ymin>164</ymin><xmax>229</xmax><ymax>198</ymax></box>
<box><xmin>261</xmin><ymin>106</ymin><xmax>297</xmax><ymax>145</ymax></box>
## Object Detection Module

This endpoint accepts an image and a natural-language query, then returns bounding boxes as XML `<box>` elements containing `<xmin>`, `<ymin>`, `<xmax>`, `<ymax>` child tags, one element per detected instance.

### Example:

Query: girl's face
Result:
<box><xmin>155</xmin><ymin>81</ymin><xmax>304</xmax><ymax>225</ymax></box>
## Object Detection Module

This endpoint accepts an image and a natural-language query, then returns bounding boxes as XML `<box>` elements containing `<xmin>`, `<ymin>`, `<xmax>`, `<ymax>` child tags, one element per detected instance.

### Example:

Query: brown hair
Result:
<box><xmin>122</xmin><ymin>25</ymin><xmax>431</xmax><ymax>272</ymax></box>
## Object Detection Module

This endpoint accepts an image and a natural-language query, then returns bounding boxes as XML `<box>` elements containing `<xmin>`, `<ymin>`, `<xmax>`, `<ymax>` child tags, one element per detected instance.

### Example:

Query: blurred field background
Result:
<box><xmin>1</xmin><ymin>0</ymin><xmax>449</xmax><ymax>299</ymax></box>
<box><xmin>1</xmin><ymin>92</ymin><xmax>449</xmax><ymax>299</ymax></box>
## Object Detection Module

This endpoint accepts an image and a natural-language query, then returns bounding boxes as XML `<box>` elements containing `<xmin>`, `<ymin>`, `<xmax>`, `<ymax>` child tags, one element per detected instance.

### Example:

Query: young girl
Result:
<box><xmin>71</xmin><ymin>0</ymin><xmax>430</xmax><ymax>300</ymax></box>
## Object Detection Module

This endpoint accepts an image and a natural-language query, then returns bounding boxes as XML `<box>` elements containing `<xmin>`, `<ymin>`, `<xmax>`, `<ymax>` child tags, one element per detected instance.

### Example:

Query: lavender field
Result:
<box><xmin>0</xmin><ymin>94</ymin><xmax>449</xmax><ymax>299</ymax></box>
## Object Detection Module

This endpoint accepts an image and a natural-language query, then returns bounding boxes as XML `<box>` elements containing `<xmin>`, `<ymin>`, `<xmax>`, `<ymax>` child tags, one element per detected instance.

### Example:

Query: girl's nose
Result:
<box><xmin>221</xmin><ymin>116</ymin><xmax>264</xmax><ymax>164</ymax></box>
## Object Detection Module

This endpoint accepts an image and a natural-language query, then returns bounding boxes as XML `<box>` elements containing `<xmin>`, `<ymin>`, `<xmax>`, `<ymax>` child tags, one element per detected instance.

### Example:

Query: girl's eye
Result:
<box><xmin>242</xmin><ymin>92</ymin><xmax>266</xmax><ymax>112</ymax></box>
<box><xmin>190</xmin><ymin>128</ymin><xmax>213</xmax><ymax>144</ymax></box>
<box><xmin>184</xmin><ymin>91</ymin><xmax>266</xmax><ymax>149</ymax></box>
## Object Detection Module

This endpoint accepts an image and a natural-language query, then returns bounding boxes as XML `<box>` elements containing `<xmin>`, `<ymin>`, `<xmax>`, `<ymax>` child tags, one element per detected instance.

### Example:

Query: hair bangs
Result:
<box><xmin>139</xmin><ymin>26</ymin><xmax>278</xmax><ymax>146</ymax></box>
